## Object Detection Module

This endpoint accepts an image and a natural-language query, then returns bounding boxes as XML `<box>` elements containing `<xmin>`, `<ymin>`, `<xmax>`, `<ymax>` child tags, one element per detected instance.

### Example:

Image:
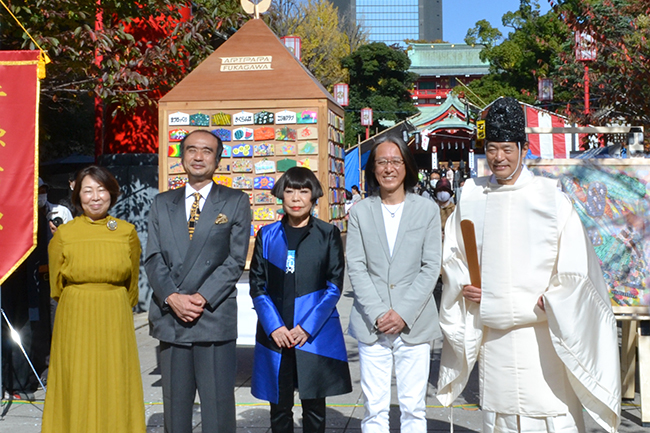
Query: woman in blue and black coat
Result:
<box><xmin>249</xmin><ymin>167</ymin><xmax>352</xmax><ymax>433</ymax></box>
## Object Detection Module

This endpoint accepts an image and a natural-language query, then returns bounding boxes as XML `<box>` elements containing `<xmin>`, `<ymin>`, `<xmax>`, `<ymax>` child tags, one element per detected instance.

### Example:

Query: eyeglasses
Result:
<box><xmin>376</xmin><ymin>158</ymin><xmax>404</xmax><ymax>168</ymax></box>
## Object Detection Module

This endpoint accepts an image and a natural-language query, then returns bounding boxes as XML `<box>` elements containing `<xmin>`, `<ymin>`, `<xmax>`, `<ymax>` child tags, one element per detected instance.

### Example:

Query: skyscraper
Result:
<box><xmin>331</xmin><ymin>0</ymin><xmax>442</xmax><ymax>47</ymax></box>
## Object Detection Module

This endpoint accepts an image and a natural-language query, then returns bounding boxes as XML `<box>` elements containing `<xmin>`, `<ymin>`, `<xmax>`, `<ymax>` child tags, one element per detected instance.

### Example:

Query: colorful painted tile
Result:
<box><xmin>222</xmin><ymin>145</ymin><xmax>232</xmax><ymax>157</ymax></box>
<box><xmin>297</xmin><ymin>126</ymin><xmax>318</xmax><ymax>140</ymax></box>
<box><xmin>212</xmin><ymin>112</ymin><xmax>231</xmax><ymax>126</ymax></box>
<box><xmin>232</xmin><ymin>143</ymin><xmax>253</xmax><ymax>157</ymax></box>
<box><xmin>215</xmin><ymin>161</ymin><xmax>230</xmax><ymax>173</ymax></box>
<box><xmin>254</xmin><ymin>159</ymin><xmax>276</xmax><ymax>174</ymax></box>
<box><xmin>212</xmin><ymin>128</ymin><xmax>231</xmax><ymax>142</ymax></box>
<box><xmin>232</xmin><ymin>159</ymin><xmax>253</xmax><ymax>173</ymax></box>
<box><xmin>254</xmin><ymin>191</ymin><xmax>275</xmax><ymax>205</ymax></box>
<box><xmin>168</xmin><ymin>157</ymin><xmax>184</xmax><ymax>174</ymax></box>
<box><xmin>232</xmin><ymin>176</ymin><xmax>253</xmax><ymax>189</ymax></box>
<box><xmin>168</xmin><ymin>143</ymin><xmax>181</xmax><ymax>157</ymax></box>
<box><xmin>169</xmin><ymin>129</ymin><xmax>189</xmax><ymax>142</ymax></box>
<box><xmin>297</xmin><ymin>110</ymin><xmax>317</xmax><ymax>124</ymax></box>
<box><xmin>233</xmin><ymin>111</ymin><xmax>254</xmax><ymax>125</ymax></box>
<box><xmin>213</xmin><ymin>175</ymin><xmax>233</xmax><ymax>187</ymax></box>
<box><xmin>168</xmin><ymin>111</ymin><xmax>189</xmax><ymax>126</ymax></box>
<box><xmin>275</xmin><ymin>110</ymin><xmax>297</xmax><ymax>124</ymax></box>
<box><xmin>254</xmin><ymin>207</ymin><xmax>275</xmax><ymax>221</ymax></box>
<box><xmin>276</xmin><ymin>127</ymin><xmax>297</xmax><ymax>141</ymax></box>
<box><xmin>277</xmin><ymin>158</ymin><xmax>297</xmax><ymax>172</ymax></box>
<box><xmin>190</xmin><ymin>112</ymin><xmax>210</xmax><ymax>126</ymax></box>
<box><xmin>298</xmin><ymin>141</ymin><xmax>318</xmax><ymax>155</ymax></box>
<box><xmin>233</xmin><ymin>127</ymin><xmax>254</xmax><ymax>141</ymax></box>
<box><xmin>168</xmin><ymin>176</ymin><xmax>187</xmax><ymax>190</ymax></box>
<box><xmin>254</xmin><ymin>126</ymin><xmax>275</xmax><ymax>141</ymax></box>
<box><xmin>298</xmin><ymin>158</ymin><xmax>318</xmax><ymax>171</ymax></box>
<box><xmin>254</xmin><ymin>111</ymin><xmax>275</xmax><ymax>125</ymax></box>
<box><xmin>254</xmin><ymin>143</ymin><xmax>274</xmax><ymax>157</ymax></box>
<box><xmin>254</xmin><ymin>176</ymin><xmax>275</xmax><ymax>190</ymax></box>
<box><xmin>253</xmin><ymin>223</ymin><xmax>270</xmax><ymax>236</ymax></box>
<box><xmin>276</xmin><ymin>143</ymin><xmax>296</xmax><ymax>155</ymax></box>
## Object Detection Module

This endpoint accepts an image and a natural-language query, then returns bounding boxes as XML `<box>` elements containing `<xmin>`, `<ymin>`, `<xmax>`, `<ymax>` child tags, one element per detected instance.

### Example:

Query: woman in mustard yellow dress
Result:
<box><xmin>42</xmin><ymin>166</ymin><xmax>145</xmax><ymax>433</ymax></box>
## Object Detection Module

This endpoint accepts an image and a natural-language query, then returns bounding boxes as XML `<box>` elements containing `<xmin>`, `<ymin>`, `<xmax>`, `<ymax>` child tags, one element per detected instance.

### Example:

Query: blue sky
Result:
<box><xmin>443</xmin><ymin>0</ymin><xmax>552</xmax><ymax>44</ymax></box>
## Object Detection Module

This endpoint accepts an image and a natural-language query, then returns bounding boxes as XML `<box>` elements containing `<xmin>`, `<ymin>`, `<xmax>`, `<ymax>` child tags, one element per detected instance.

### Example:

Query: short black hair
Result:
<box><xmin>272</xmin><ymin>167</ymin><xmax>323</xmax><ymax>204</ymax></box>
<box><xmin>180</xmin><ymin>130</ymin><xmax>224</xmax><ymax>163</ymax></box>
<box><xmin>365</xmin><ymin>135</ymin><xmax>419</xmax><ymax>194</ymax></box>
<box><xmin>72</xmin><ymin>165</ymin><xmax>121</xmax><ymax>214</ymax></box>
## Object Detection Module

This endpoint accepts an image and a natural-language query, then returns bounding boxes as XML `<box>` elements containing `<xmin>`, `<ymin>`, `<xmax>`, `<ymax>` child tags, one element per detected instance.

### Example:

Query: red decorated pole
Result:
<box><xmin>584</xmin><ymin>65</ymin><xmax>590</xmax><ymax>115</ymax></box>
<box><xmin>360</xmin><ymin>107</ymin><xmax>373</xmax><ymax>140</ymax></box>
<box><xmin>575</xmin><ymin>32</ymin><xmax>597</xmax><ymax>118</ymax></box>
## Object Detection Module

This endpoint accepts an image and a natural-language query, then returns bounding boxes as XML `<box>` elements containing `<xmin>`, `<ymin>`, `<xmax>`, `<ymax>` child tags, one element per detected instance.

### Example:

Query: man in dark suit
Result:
<box><xmin>146</xmin><ymin>129</ymin><xmax>251</xmax><ymax>433</ymax></box>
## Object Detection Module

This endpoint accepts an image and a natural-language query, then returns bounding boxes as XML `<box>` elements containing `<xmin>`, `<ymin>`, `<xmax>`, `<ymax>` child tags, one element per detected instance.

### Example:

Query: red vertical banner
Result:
<box><xmin>0</xmin><ymin>50</ymin><xmax>40</xmax><ymax>284</ymax></box>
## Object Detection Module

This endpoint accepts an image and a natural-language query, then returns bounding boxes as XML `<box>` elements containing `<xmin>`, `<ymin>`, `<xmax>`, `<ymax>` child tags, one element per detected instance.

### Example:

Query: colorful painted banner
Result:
<box><xmin>528</xmin><ymin>159</ymin><xmax>650</xmax><ymax>308</ymax></box>
<box><xmin>0</xmin><ymin>51</ymin><xmax>40</xmax><ymax>285</ymax></box>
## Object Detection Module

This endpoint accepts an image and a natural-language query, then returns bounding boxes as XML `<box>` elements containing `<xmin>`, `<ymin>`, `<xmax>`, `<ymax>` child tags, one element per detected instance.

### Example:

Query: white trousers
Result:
<box><xmin>358</xmin><ymin>335</ymin><xmax>431</xmax><ymax>433</ymax></box>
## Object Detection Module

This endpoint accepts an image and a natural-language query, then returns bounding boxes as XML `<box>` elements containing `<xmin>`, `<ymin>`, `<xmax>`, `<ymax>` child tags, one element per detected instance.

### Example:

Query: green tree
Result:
<box><xmin>460</xmin><ymin>1</ymin><xmax>572</xmax><ymax>109</ymax></box>
<box><xmin>558</xmin><ymin>0</ymin><xmax>650</xmax><ymax>124</ymax></box>
<box><xmin>464</xmin><ymin>19</ymin><xmax>502</xmax><ymax>50</ymax></box>
<box><xmin>267</xmin><ymin>0</ymin><xmax>367</xmax><ymax>90</ymax></box>
<box><xmin>0</xmin><ymin>0</ymin><xmax>243</xmax><ymax>109</ymax></box>
<box><xmin>0</xmin><ymin>0</ymin><xmax>244</xmax><ymax>159</ymax></box>
<box><xmin>341</xmin><ymin>42</ymin><xmax>419</xmax><ymax>146</ymax></box>
<box><xmin>294</xmin><ymin>0</ymin><xmax>348</xmax><ymax>89</ymax></box>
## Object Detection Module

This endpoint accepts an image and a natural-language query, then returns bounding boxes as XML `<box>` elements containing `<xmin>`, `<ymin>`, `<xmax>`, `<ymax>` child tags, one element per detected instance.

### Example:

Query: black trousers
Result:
<box><xmin>159</xmin><ymin>340</ymin><xmax>236</xmax><ymax>433</ymax></box>
<box><xmin>270</xmin><ymin>348</ymin><xmax>326</xmax><ymax>433</ymax></box>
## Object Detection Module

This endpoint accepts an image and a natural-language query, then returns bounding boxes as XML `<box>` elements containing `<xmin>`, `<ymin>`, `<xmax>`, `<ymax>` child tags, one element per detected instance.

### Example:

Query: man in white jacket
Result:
<box><xmin>437</xmin><ymin>97</ymin><xmax>620</xmax><ymax>433</ymax></box>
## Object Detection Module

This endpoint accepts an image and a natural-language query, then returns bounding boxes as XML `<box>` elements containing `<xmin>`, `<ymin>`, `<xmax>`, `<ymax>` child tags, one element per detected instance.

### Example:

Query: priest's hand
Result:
<box><xmin>290</xmin><ymin>325</ymin><xmax>310</xmax><ymax>348</ymax></box>
<box><xmin>166</xmin><ymin>293</ymin><xmax>205</xmax><ymax>322</ymax></box>
<box><xmin>462</xmin><ymin>285</ymin><xmax>482</xmax><ymax>303</ymax></box>
<box><xmin>377</xmin><ymin>309</ymin><xmax>406</xmax><ymax>334</ymax></box>
<box><xmin>537</xmin><ymin>295</ymin><xmax>546</xmax><ymax>311</ymax></box>
<box><xmin>271</xmin><ymin>326</ymin><xmax>295</xmax><ymax>349</ymax></box>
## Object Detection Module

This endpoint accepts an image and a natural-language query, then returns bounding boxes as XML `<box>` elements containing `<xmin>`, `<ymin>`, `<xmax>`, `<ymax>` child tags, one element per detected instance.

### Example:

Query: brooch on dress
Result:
<box><xmin>107</xmin><ymin>219</ymin><xmax>118</xmax><ymax>231</ymax></box>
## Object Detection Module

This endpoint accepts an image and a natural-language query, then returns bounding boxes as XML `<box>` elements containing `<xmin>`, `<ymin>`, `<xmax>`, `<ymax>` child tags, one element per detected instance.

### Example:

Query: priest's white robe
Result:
<box><xmin>437</xmin><ymin>168</ymin><xmax>621</xmax><ymax>433</ymax></box>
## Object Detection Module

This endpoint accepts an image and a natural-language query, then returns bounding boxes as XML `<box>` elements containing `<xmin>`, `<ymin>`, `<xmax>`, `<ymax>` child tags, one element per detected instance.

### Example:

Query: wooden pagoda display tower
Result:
<box><xmin>157</xmin><ymin>19</ymin><xmax>346</xmax><ymax>242</ymax></box>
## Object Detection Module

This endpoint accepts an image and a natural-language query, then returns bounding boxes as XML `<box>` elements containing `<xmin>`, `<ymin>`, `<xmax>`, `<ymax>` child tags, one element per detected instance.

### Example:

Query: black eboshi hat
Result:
<box><xmin>485</xmin><ymin>97</ymin><xmax>527</xmax><ymax>143</ymax></box>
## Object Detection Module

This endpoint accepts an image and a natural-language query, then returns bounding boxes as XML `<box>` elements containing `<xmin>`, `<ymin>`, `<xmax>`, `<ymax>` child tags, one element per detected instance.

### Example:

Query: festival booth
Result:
<box><xmin>157</xmin><ymin>19</ymin><xmax>347</xmax><ymax>239</ymax></box>
<box><xmin>157</xmin><ymin>19</ymin><xmax>347</xmax><ymax>345</ymax></box>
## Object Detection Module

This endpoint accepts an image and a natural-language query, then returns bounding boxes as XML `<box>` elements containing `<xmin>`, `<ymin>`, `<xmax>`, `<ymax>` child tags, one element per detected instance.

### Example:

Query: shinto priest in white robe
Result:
<box><xmin>437</xmin><ymin>166</ymin><xmax>621</xmax><ymax>433</ymax></box>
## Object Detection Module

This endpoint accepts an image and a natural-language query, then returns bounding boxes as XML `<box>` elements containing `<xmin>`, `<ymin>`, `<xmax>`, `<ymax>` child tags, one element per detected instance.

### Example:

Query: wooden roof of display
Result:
<box><xmin>160</xmin><ymin>19</ymin><xmax>336</xmax><ymax>103</ymax></box>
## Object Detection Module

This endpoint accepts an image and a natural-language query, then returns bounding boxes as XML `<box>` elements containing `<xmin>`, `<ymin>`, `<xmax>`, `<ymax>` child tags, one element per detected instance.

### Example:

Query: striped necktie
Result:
<box><xmin>188</xmin><ymin>192</ymin><xmax>201</xmax><ymax>240</ymax></box>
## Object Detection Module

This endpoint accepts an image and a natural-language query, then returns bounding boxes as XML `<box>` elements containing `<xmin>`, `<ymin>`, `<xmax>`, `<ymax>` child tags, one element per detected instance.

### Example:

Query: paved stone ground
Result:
<box><xmin>1</xmin><ymin>272</ymin><xmax>647</xmax><ymax>432</ymax></box>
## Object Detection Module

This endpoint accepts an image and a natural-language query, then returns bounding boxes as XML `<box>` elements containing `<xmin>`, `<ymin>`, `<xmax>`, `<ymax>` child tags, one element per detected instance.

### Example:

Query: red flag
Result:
<box><xmin>0</xmin><ymin>50</ymin><xmax>40</xmax><ymax>284</ymax></box>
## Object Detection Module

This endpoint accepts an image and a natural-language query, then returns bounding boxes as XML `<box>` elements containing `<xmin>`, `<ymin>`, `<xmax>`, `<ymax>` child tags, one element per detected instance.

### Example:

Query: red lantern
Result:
<box><xmin>281</xmin><ymin>35</ymin><xmax>302</xmax><ymax>61</ymax></box>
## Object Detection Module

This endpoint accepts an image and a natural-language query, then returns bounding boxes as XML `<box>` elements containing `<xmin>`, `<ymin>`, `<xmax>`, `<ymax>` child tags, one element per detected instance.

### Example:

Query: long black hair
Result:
<box><xmin>365</xmin><ymin>135</ymin><xmax>419</xmax><ymax>194</ymax></box>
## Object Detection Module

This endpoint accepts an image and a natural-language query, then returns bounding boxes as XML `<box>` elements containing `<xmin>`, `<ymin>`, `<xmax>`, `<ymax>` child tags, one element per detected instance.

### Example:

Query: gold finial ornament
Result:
<box><xmin>241</xmin><ymin>0</ymin><xmax>272</xmax><ymax>19</ymax></box>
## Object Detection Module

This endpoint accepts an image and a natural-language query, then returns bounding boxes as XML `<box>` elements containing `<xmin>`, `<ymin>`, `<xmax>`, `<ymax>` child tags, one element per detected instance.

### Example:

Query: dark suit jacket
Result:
<box><xmin>145</xmin><ymin>182</ymin><xmax>251</xmax><ymax>344</ymax></box>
